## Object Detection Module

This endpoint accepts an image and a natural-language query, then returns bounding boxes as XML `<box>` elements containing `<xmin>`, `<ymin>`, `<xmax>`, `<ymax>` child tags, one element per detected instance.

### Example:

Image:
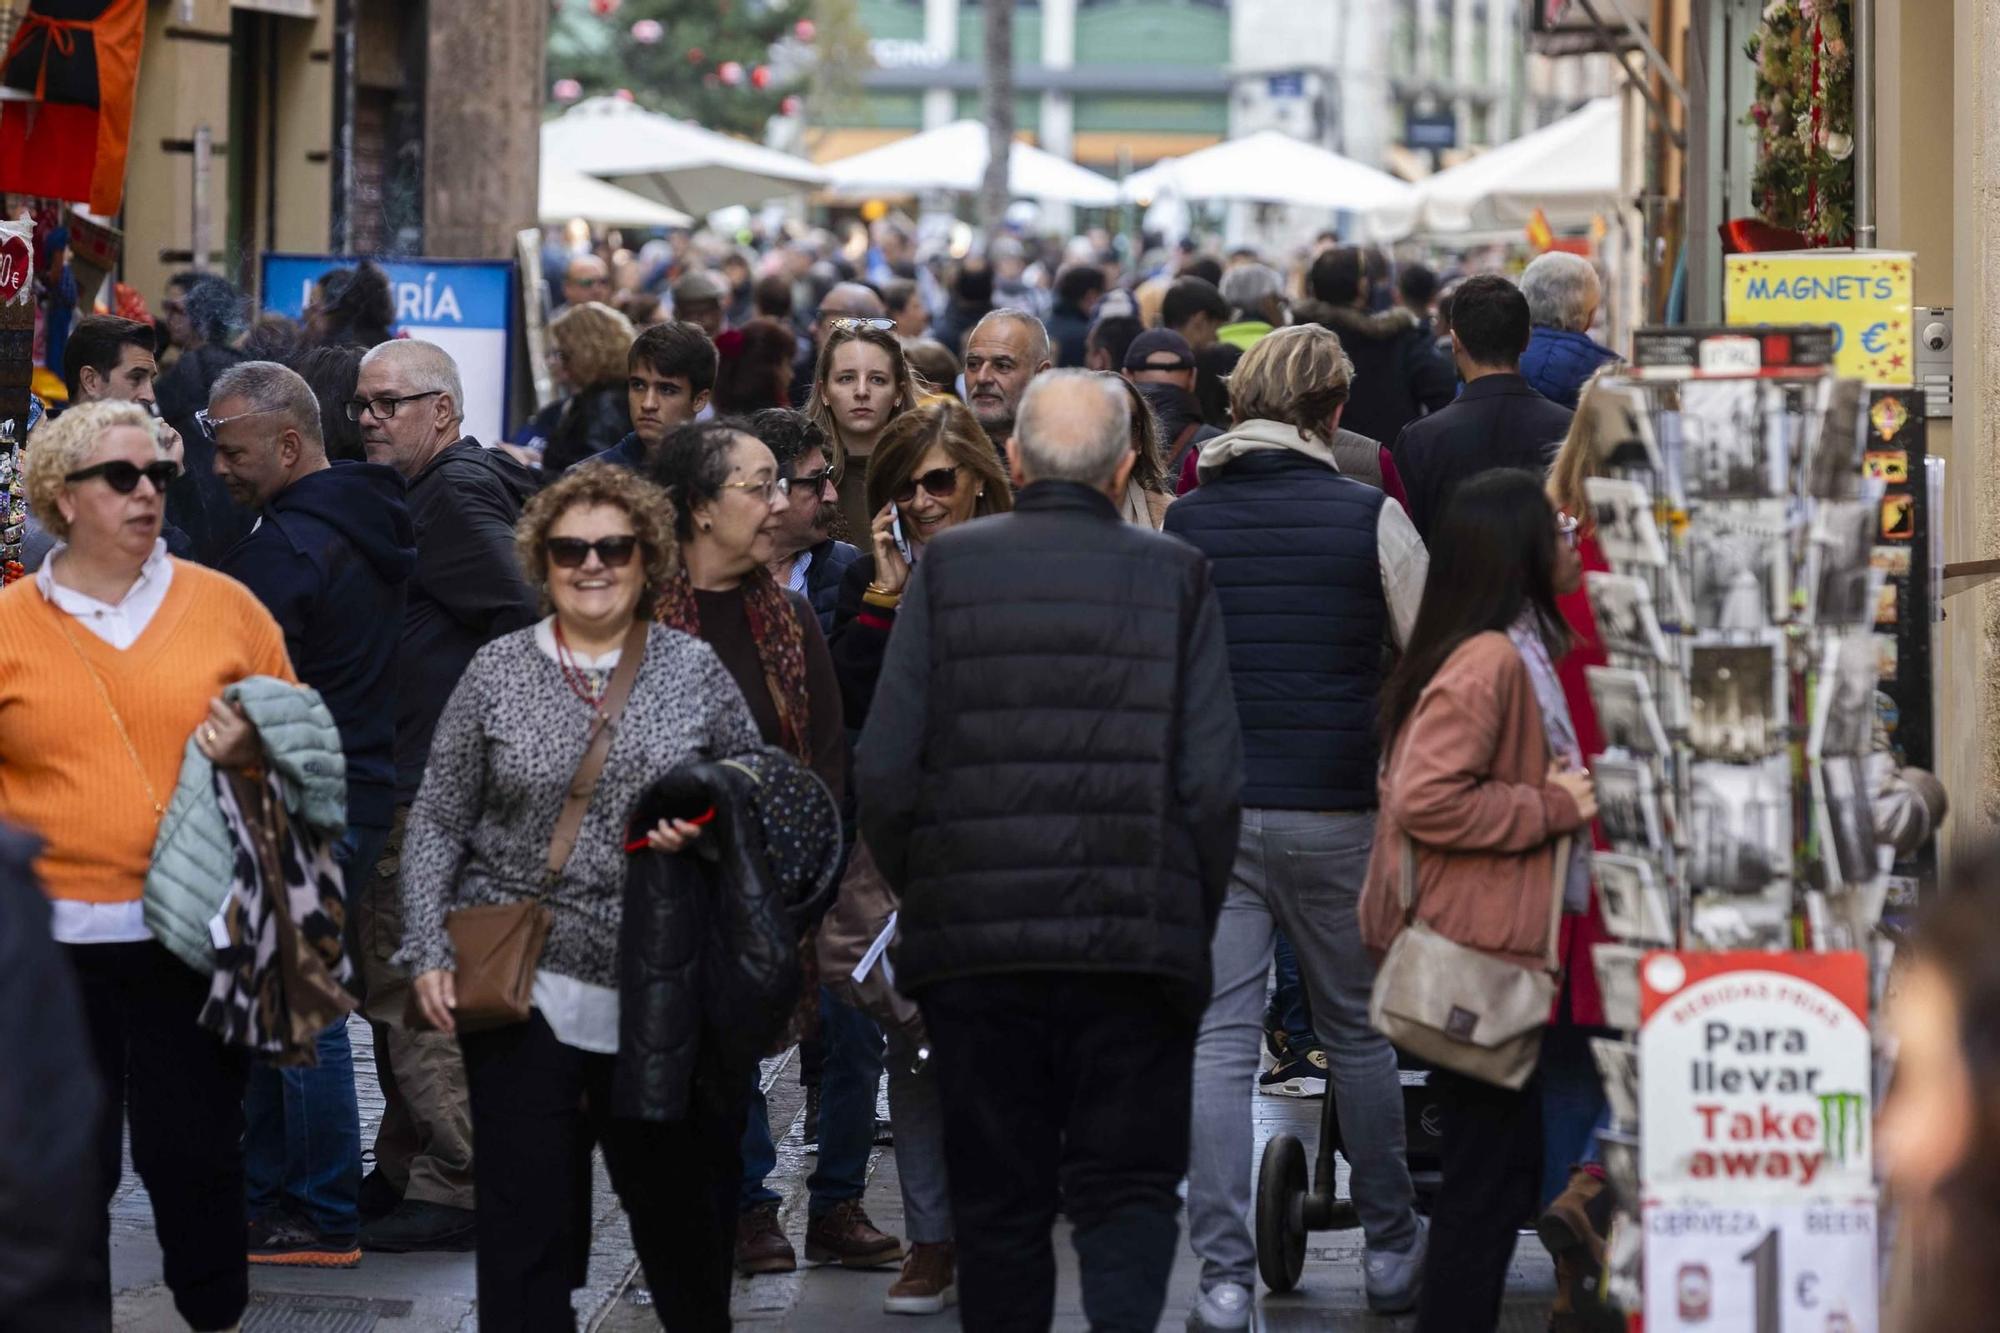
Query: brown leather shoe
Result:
<box><xmin>884</xmin><ymin>1241</ymin><xmax>956</xmax><ymax>1315</ymax></box>
<box><xmin>804</xmin><ymin>1199</ymin><xmax>902</xmax><ymax>1269</ymax></box>
<box><xmin>1539</xmin><ymin>1168</ymin><xmax>1611</xmax><ymax>1332</ymax></box>
<box><xmin>735</xmin><ymin>1203</ymin><xmax>797</xmax><ymax>1275</ymax></box>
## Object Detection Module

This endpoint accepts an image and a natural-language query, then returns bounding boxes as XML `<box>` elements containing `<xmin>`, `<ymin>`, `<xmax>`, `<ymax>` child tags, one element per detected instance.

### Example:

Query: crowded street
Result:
<box><xmin>0</xmin><ymin>1</ymin><xmax>1987</xmax><ymax>1332</ymax></box>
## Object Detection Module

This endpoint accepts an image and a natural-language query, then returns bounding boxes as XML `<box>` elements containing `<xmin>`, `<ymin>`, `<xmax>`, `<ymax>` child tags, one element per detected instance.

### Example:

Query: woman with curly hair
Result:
<box><xmin>540</xmin><ymin>302</ymin><xmax>639</xmax><ymax>475</ymax></box>
<box><xmin>709</xmin><ymin>318</ymin><xmax>798</xmax><ymax>416</ymax></box>
<box><xmin>399</xmin><ymin>461</ymin><xmax>764</xmax><ymax>1331</ymax></box>
<box><xmin>1105</xmin><ymin>373</ymin><xmax>1174</xmax><ymax>529</ymax></box>
<box><xmin>805</xmin><ymin>320</ymin><xmax>921</xmax><ymax>542</ymax></box>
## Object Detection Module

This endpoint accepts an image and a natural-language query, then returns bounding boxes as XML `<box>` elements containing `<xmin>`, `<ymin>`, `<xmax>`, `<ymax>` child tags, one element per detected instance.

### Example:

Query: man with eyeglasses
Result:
<box><xmin>347</xmin><ymin>339</ymin><xmax>540</xmax><ymax>1255</ymax></box>
<box><xmin>558</xmin><ymin>254</ymin><xmax>611</xmax><ymax>314</ymax></box>
<box><xmin>750</xmin><ymin>408</ymin><xmax>858</xmax><ymax>634</ymax></box>
<box><xmin>206</xmin><ymin>361</ymin><xmax>415</xmax><ymax>1269</ymax></box>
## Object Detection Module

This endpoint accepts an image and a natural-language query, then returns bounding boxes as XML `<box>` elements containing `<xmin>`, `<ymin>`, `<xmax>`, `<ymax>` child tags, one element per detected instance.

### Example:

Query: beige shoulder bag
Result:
<box><xmin>1367</xmin><ymin>832</ymin><xmax>1569</xmax><ymax>1090</ymax></box>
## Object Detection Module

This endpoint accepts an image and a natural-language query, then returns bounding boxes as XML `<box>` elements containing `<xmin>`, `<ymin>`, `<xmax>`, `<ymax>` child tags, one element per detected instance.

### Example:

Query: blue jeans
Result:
<box><xmin>1538</xmin><ymin>1022</ymin><xmax>1609</xmax><ymax>1208</ymax></box>
<box><xmin>739</xmin><ymin>987</ymin><xmax>886</xmax><ymax>1214</ymax></box>
<box><xmin>1268</xmin><ymin>930</ymin><xmax>1316</xmax><ymax>1051</ymax></box>
<box><xmin>242</xmin><ymin>823</ymin><xmax>384</xmax><ymax>1238</ymax></box>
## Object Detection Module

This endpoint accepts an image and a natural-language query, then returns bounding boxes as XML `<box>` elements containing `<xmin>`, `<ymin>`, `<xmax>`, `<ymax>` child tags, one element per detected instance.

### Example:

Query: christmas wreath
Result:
<box><xmin>1744</xmin><ymin>0</ymin><xmax>1854</xmax><ymax>246</ymax></box>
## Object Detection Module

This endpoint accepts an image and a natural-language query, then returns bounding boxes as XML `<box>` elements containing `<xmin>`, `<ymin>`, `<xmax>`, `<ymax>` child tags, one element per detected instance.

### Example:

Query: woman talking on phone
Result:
<box><xmin>806</xmin><ymin>320</ymin><xmax>923</xmax><ymax>543</ymax></box>
<box><xmin>828</xmin><ymin>397</ymin><xmax>1014</xmax><ymax>728</ymax></box>
<box><xmin>1357</xmin><ymin>468</ymin><xmax>1598</xmax><ymax>1333</ymax></box>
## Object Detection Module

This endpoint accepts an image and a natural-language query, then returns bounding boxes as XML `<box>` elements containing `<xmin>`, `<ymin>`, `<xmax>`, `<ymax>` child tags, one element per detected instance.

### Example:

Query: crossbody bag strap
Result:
<box><xmin>546</xmin><ymin>619</ymin><xmax>650</xmax><ymax>882</ymax></box>
<box><xmin>1543</xmin><ymin>834</ymin><xmax>1572</xmax><ymax>973</ymax></box>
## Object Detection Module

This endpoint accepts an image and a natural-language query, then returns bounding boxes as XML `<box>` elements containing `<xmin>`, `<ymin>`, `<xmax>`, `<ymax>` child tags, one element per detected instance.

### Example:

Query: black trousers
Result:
<box><xmin>69</xmin><ymin>940</ymin><xmax>250</xmax><ymax>1333</ymax></box>
<box><xmin>458</xmin><ymin>1012</ymin><xmax>745</xmax><ymax>1333</ymax></box>
<box><xmin>920</xmin><ymin>973</ymin><xmax>1196</xmax><ymax>1333</ymax></box>
<box><xmin>1416</xmin><ymin>1066</ymin><xmax>1544</xmax><ymax>1333</ymax></box>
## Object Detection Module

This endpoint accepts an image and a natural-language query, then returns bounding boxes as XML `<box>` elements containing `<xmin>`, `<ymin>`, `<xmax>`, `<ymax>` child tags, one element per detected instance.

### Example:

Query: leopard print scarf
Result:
<box><xmin>655</xmin><ymin>567</ymin><xmax>811</xmax><ymax>763</ymax></box>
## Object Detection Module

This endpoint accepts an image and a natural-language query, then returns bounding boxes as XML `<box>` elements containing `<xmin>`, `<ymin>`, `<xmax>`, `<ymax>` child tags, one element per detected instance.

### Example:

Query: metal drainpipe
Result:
<box><xmin>1853</xmin><ymin>0</ymin><xmax>1876</xmax><ymax>247</ymax></box>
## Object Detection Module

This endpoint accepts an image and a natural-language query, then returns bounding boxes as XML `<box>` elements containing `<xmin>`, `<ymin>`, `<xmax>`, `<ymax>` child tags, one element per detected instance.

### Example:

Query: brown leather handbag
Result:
<box><xmin>408</xmin><ymin>620</ymin><xmax>648</xmax><ymax>1034</ymax></box>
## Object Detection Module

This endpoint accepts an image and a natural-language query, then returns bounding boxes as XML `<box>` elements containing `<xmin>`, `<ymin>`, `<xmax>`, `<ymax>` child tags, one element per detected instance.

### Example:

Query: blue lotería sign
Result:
<box><xmin>259</xmin><ymin>254</ymin><xmax>517</xmax><ymax>447</ymax></box>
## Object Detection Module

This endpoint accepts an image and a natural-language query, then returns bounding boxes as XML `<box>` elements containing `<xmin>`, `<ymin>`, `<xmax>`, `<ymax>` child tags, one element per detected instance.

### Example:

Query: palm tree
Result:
<box><xmin>979</xmin><ymin>0</ymin><xmax>1014</xmax><ymax>235</ymax></box>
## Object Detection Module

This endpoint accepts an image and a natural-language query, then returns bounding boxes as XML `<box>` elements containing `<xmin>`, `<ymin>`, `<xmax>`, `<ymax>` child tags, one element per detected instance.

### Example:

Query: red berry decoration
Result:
<box><xmin>588</xmin><ymin>0</ymin><xmax>620</xmax><ymax>15</ymax></box>
<box><xmin>750</xmin><ymin>64</ymin><xmax>771</xmax><ymax>90</ymax></box>
<box><xmin>781</xmin><ymin>95</ymin><xmax>802</xmax><ymax>117</ymax></box>
<box><xmin>718</xmin><ymin>60</ymin><xmax>744</xmax><ymax>85</ymax></box>
<box><xmin>687</xmin><ymin>46</ymin><xmax>705</xmax><ymax>64</ymax></box>
<box><xmin>630</xmin><ymin>18</ymin><xmax>663</xmax><ymax>43</ymax></box>
<box><xmin>794</xmin><ymin>18</ymin><xmax>815</xmax><ymax>42</ymax></box>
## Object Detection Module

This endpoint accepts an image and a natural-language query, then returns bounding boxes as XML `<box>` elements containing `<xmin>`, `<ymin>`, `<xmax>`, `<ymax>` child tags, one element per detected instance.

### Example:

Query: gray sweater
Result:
<box><xmin>396</xmin><ymin>622</ymin><xmax>762</xmax><ymax>987</ymax></box>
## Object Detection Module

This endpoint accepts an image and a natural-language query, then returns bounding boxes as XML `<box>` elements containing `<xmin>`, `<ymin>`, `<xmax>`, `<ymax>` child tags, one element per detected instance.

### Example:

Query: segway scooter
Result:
<box><xmin>1254</xmin><ymin>1056</ymin><xmax>1445</xmax><ymax>1294</ymax></box>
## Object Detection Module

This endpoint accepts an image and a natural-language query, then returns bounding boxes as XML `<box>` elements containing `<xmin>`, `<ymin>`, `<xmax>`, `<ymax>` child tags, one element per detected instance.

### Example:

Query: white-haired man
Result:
<box><xmin>962</xmin><ymin>307</ymin><xmax>1052</xmax><ymax>451</ymax></box>
<box><xmin>1517</xmin><ymin>251</ymin><xmax>1620</xmax><ymax>410</ymax></box>
<box><xmin>348</xmin><ymin>339</ymin><xmax>541</xmax><ymax>1253</ymax></box>
<box><xmin>858</xmin><ymin>370</ymin><xmax>1243</xmax><ymax>1333</ymax></box>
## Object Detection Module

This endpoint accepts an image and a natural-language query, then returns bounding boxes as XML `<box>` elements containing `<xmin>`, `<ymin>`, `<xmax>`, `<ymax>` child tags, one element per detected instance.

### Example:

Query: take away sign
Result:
<box><xmin>1639</xmin><ymin>952</ymin><xmax>1871</xmax><ymax>1201</ymax></box>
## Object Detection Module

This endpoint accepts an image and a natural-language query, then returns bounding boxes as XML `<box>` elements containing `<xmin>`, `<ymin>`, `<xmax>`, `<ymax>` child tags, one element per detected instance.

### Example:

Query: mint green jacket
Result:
<box><xmin>144</xmin><ymin>676</ymin><xmax>348</xmax><ymax>973</ymax></box>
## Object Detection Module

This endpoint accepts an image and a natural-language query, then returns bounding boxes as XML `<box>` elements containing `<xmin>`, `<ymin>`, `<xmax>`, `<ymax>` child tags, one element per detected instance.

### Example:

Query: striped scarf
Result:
<box><xmin>655</xmin><ymin>567</ymin><xmax>811</xmax><ymax>763</ymax></box>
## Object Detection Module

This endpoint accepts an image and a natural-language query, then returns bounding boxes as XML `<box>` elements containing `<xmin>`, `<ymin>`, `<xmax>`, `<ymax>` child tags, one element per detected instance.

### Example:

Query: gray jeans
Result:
<box><xmin>1187</xmin><ymin>809</ymin><xmax>1417</xmax><ymax>1289</ymax></box>
<box><xmin>886</xmin><ymin>1032</ymin><xmax>953</xmax><ymax>1244</ymax></box>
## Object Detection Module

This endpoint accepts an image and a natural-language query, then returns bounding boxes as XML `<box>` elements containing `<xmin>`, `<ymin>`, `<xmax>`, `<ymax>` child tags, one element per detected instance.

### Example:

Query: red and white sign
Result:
<box><xmin>1639</xmin><ymin>952</ymin><xmax>1872</xmax><ymax>1201</ymax></box>
<box><xmin>0</xmin><ymin>225</ymin><xmax>31</xmax><ymax>307</ymax></box>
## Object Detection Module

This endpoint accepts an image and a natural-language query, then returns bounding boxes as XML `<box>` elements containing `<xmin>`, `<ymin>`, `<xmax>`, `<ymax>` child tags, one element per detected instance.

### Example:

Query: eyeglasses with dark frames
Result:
<box><xmin>344</xmin><ymin>391</ymin><xmax>446</xmax><ymax>423</ymax></box>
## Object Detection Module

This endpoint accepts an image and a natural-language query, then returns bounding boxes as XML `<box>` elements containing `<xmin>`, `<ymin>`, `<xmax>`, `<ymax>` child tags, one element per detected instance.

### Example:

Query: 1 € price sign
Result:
<box><xmin>1644</xmin><ymin>1202</ymin><xmax>1876</xmax><ymax>1332</ymax></box>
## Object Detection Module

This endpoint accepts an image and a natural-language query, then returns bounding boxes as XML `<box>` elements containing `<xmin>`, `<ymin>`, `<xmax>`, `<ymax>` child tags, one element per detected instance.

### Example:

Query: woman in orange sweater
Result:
<box><xmin>0</xmin><ymin>400</ymin><xmax>293</xmax><ymax>1333</ymax></box>
<box><xmin>1360</xmin><ymin>469</ymin><xmax>1597</xmax><ymax>1333</ymax></box>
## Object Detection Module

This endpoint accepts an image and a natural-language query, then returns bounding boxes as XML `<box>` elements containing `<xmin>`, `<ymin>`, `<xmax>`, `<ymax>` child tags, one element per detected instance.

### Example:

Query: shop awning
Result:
<box><xmin>542</xmin><ymin>97</ymin><xmax>828</xmax><ymax>218</ymax></box>
<box><xmin>820</xmin><ymin>121</ymin><xmax>1121</xmax><ymax>208</ymax></box>
<box><xmin>1411</xmin><ymin>97</ymin><xmax>1623</xmax><ymax>235</ymax></box>
<box><xmin>1117</xmin><ymin>131</ymin><xmax>1420</xmax><ymax>238</ymax></box>
<box><xmin>540</xmin><ymin>163</ymin><xmax>693</xmax><ymax>231</ymax></box>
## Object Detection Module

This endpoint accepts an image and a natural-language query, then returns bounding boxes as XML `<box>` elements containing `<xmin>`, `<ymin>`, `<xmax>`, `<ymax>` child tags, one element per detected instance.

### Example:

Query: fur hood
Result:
<box><xmin>1294</xmin><ymin>301</ymin><xmax>1420</xmax><ymax>345</ymax></box>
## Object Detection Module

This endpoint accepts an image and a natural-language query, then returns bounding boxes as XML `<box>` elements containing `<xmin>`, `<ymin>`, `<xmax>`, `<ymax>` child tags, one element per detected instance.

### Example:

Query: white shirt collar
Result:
<box><xmin>36</xmin><ymin>539</ymin><xmax>173</xmax><ymax>650</ymax></box>
<box><xmin>784</xmin><ymin>546</ymin><xmax>814</xmax><ymax>594</ymax></box>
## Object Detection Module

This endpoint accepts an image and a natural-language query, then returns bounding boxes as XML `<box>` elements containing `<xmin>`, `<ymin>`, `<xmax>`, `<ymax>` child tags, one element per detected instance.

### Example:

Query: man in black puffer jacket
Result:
<box><xmin>858</xmin><ymin>370</ymin><xmax>1243</xmax><ymax>1333</ymax></box>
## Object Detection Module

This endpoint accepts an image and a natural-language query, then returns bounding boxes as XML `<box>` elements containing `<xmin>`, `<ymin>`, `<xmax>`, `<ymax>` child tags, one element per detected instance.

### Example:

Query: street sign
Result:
<box><xmin>1267</xmin><ymin>73</ymin><xmax>1306</xmax><ymax>99</ymax></box>
<box><xmin>1406</xmin><ymin>109</ymin><xmax>1457</xmax><ymax>151</ymax></box>
<box><xmin>259</xmin><ymin>254</ymin><xmax>517</xmax><ymax>447</ymax></box>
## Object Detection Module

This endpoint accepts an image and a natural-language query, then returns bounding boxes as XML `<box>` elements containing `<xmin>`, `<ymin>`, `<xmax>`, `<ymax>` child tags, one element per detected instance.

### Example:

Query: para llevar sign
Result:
<box><xmin>258</xmin><ymin>254</ymin><xmax>516</xmax><ymax>448</ymax></box>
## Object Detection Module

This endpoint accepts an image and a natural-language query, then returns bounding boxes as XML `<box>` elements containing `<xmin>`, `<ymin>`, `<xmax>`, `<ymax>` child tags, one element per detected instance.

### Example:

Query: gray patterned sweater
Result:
<box><xmin>396</xmin><ymin>622</ymin><xmax>762</xmax><ymax>987</ymax></box>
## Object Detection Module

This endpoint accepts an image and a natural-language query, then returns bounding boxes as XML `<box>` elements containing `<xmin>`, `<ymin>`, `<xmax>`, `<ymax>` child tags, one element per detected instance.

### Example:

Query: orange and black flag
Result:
<box><xmin>0</xmin><ymin>0</ymin><xmax>148</xmax><ymax>216</ymax></box>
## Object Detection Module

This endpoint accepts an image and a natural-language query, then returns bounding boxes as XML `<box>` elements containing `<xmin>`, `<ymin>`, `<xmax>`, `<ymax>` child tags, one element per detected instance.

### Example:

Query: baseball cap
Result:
<box><xmin>1122</xmin><ymin>328</ymin><xmax>1196</xmax><ymax>372</ymax></box>
<box><xmin>672</xmin><ymin>269</ymin><xmax>729</xmax><ymax>305</ymax></box>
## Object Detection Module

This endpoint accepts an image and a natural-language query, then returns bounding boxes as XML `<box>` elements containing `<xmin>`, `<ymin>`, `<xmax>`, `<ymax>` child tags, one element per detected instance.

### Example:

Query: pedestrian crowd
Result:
<box><xmin>0</xmin><ymin>219</ymin><xmax>1937</xmax><ymax>1333</ymax></box>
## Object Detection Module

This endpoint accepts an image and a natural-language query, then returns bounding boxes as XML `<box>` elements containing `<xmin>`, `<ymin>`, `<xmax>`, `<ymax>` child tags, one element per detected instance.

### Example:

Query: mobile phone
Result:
<box><xmin>888</xmin><ymin>502</ymin><xmax>913</xmax><ymax>563</ymax></box>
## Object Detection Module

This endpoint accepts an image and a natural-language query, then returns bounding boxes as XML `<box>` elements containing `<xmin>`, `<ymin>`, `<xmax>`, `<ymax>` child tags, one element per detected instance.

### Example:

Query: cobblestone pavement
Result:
<box><xmin>110</xmin><ymin>1019</ymin><xmax>1556</xmax><ymax>1331</ymax></box>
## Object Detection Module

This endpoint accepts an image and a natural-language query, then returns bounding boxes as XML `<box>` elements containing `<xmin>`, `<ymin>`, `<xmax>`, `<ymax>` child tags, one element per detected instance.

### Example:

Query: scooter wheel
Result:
<box><xmin>1256</xmin><ymin>1132</ymin><xmax>1309</xmax><ymax>1294</ymax></box>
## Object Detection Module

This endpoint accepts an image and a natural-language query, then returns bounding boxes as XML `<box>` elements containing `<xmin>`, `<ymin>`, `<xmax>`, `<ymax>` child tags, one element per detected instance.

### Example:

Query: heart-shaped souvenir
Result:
<box><xmin>0</xmin><ymin>233</ymin><xmax>31</xmax><ymax>306</ymax></box>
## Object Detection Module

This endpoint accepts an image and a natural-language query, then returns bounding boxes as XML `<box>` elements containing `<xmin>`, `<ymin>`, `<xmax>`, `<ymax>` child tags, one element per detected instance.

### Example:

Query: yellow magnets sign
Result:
<box><xmin>1724</xmin><ymin>250</ymin><xmax>1915</xmax><ymax>385</ymax></box>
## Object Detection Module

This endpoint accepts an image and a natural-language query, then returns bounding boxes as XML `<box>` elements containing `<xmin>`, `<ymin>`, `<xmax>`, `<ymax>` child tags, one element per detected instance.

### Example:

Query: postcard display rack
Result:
<box><xmin>1581</xmin><ymin>342</ymin><xmax>1918</xmax><ymax>1331</ymax></box>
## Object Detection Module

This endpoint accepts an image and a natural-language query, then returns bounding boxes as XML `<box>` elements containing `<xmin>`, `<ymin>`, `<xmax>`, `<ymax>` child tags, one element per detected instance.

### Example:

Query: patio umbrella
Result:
<box><xmin>1412</xmin><ymin>98</ymin><xmax>1622</xmax><ymax>234</ymax></box>
<box><xmin>539</xmin><ymin>162</ymin><xmax>693</xmax><ymax>230</ymax></box>
<box><xmin>821</xmin><ymin>120</ymin><xmax>1121</xmax><ymax>208</ymax></box>
<box><xmin>542</xmin><ymin>96</ymin><xmax>828</xmax><ymax>217</ymax></box>
<box><xmin>1118</xmin><ymin>130</ymin><xmax>1418</xmax><ymax>232</ymax></box>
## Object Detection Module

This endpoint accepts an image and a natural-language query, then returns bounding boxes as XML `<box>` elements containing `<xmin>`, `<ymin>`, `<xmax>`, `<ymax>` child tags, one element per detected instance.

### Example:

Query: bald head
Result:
<box><xmin>563</xmin><ymin>253</ymin><xmax>610</xmax><ymax>308</ymax></box>
<box><xmin>1010</xmin><ymin>370</ymin><xmax>1132</xmax><ymax>496</ymax></box>
<box><xmin>816</xmin><ymin>282</ymin><xmax>887</xmax><ymax>349</ymax></box>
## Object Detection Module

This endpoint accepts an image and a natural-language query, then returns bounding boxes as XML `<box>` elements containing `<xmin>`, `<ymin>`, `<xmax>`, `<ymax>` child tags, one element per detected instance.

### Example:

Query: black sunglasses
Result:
<box><xmin>546</xmin><ymin>536</ymin><xmax>639</xmax><ymax>569</ymax></box>
<box><xmin>65</xmin><ymin>459</ymin><xmax>182</xmax><ymax>494</ymax></box>
<box><xmin>892</xmin><ymin>466</ymin><xmax>961</xmax><ymax>506</ymax></box>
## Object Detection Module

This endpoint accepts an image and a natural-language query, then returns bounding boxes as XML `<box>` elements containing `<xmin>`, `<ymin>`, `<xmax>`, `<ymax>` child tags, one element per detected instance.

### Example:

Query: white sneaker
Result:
<box><xmin>1186</xmin><ymin>1280</ymin><xmax>1253</xmax><ymax>1331</ymax></box>
<box><xmin>1364</xmin><ymin>1215</ymin><xmax>1428</xmax><ymax>1314</ymax></box>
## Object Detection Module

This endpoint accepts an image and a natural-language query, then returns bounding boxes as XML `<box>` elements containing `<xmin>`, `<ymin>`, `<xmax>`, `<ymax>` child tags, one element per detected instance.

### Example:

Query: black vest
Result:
<box><xmin>1165</xmin><ymin>448</ymin><xmax>1388</xmax><ymax>810</ymax></box>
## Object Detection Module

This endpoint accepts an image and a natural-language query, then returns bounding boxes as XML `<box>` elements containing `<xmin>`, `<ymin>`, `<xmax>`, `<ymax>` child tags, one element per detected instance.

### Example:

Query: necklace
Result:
<box><xmin>552</xmin><ymin>621</ymin><xmax>613</xmax><ymax>720</ymax></box>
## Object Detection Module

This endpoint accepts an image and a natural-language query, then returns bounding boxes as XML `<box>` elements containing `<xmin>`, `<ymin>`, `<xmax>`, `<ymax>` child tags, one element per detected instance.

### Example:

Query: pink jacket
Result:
<box><xmin>1360</xmin><ymin>631</ymin><xmax>1588</xmax><ymax>971</ymax></box>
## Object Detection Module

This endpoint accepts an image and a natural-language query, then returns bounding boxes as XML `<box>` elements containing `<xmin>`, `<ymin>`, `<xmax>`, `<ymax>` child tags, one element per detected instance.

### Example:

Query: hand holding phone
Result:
<box><xmin>870</xmin><ymin>502</ymin><xmax>913</xmax><ymax>594</ymax></box>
